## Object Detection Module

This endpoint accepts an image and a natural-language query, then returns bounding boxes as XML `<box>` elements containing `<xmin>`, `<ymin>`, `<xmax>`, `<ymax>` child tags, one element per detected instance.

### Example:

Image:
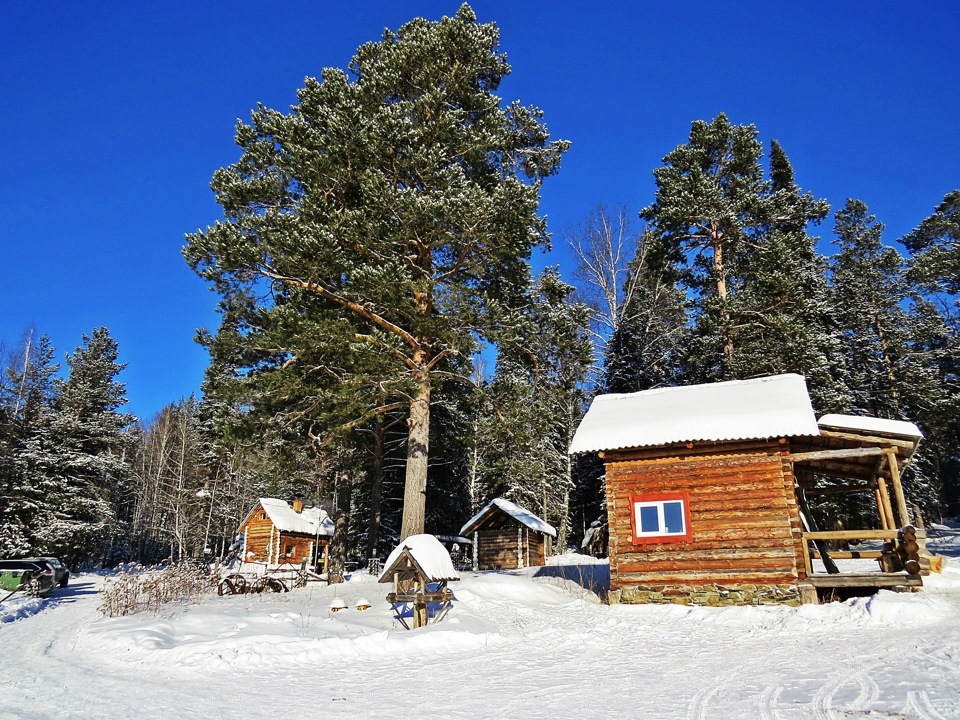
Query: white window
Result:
<box><xmin>630</xmin><ymin>493</ymin><xmax>691</xmax><ymax>544</ymax></box>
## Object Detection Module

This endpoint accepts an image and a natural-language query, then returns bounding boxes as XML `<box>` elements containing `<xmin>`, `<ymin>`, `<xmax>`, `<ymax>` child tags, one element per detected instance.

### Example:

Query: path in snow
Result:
<box><xmin>1</xmin><ymin>527</ymin><xmax>959</xmax><ymax>719</ymax></box>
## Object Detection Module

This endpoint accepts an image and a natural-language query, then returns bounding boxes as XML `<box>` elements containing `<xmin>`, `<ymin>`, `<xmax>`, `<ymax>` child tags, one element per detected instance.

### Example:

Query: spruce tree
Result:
<box><xmin>184</xmin><ymin>5</ymin><xmax>568</xmax><ymax>540</ymax></box>
<box><xmin>732</xmin><ymin>141</ymin><xmax>845</xmax><ymax>412</ymax></box>
<box><xmin>38</xmin><ymin>328</ymin><xmax>136</xmax><ymax>566</ymax></box>
<box><xmin>471</xmin><ymin>269</ymin><xmax>592</xmax><ymax>550</ymax></box>
<box><xmin>831</xmin><ymin>199</ymin><xmax>911</xmax><ymax>417</ymax></box>
<box><xmin>0</xmin><ymin>332</ymin><xmax>60</xmax><ymax>557</ymax></box>
<box><xmin>903</xmin><ymin>189</ymin><xmax>960</xmax><ymax>295</ymax></box>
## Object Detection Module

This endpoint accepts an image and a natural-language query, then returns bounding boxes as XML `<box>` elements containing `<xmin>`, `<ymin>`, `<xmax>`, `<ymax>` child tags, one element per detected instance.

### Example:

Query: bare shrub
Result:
<box><xmin>99</xmin><ymin>562</ymin><xmax>215</xmax><ymax>617</ymax></box>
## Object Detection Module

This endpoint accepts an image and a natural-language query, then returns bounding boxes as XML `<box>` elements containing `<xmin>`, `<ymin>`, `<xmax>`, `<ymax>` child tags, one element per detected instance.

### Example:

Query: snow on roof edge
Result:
<box><xmin>460</xmin><ymin>498</ymin><xmax>557</xmax><ymax>538</ymax></box>
<box><xmin>569</xmin><ymin>374</ymin><xmax>820</xmax><ymax>455</ymax></box>
<box><xmin>818</xmin><ymin>414</ymin><xmax>923</xmax><ymax>441</ymax></box>
<box><xmin>377</xmin><ymin>534</ymin><xmax>459</xmax><ymax>583</ymax></box>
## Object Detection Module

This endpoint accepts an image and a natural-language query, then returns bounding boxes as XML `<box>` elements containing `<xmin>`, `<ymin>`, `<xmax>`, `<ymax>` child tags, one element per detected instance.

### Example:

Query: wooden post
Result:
<box><xmin>414</xmin><ymin>595</ymin><xmax>428</xmax><ymax>629</ymax></box>
<box><xmin>322</xmin><ymin>543</ymin><xmax>330</xmax><ymax>574</ymax></box>
<box><xmin>517</xmin><ymin>526</ymin><xmax>524</xmax><ymax>569</ymax></box>
<box><xmin>874</xmin><ymin>488</ymin><xmax>889</xmax><ymax>530</ymax></box>
<box><xmin>876</xmin><ymin>476</ymin><xmax>897</xmax><ymax>530</ymax></box>
<box><xmin>800</xmin><ymin>531</ymin><xmax>812</xmax><ymax>577</ymax></box>
<box><xmin>885</xmin><ymin>449</ymin><xmax>911</xmax><ymax>528</ymax></box>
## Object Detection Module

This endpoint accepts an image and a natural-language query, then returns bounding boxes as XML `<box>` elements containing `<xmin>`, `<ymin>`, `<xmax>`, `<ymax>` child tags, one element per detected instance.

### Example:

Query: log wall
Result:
<box><xmin>239</xmin><ymin>503</ymin><xmax>329</xmax><ymax>566</ymax></box>
<box><xmin>240</xmin><ymin>509</ymin><xmax>275</xmax><ymax>562</ymax></box>
<box><xmin>605</xmin><ymin>439</ymin><xmax>804</xmax><ymax>604</ymax></box>
<box><xmin>476</xmin><ymin>526</ymin><xmax>547</xmax><ymax>570</ymax></box>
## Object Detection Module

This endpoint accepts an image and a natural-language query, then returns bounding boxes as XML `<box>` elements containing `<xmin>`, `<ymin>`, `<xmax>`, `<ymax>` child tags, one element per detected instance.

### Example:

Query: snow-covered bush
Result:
<box><xmin>99</xmin><ymin>562</ymin><xmax>215</xmax><ymax>617</ymax></box>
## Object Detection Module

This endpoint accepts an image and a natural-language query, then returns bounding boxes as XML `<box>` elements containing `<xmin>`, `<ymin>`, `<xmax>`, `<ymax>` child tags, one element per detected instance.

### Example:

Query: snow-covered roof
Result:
<box><xmin>818</xmin><ymin>414</ymin><xmax>923</xmax><ymax>441</ymax></box>
<box><xmin>377</xmin><ymin>534</ymin><xmax>460</xmax><ymax>583</ymax></box>
<box><xmin>569</xmin><ymin>374</ymin><xmax>820</xmax><ymax>454</ymax></box>
<box><xmin>255</xmin><ymin>498</ymin><xmax>334</xmax><ymax>536</ymax></box>
<box><xmin>460</xmin><ymin>498</ymin><xmax>557</xmax><ymax>538</ymax></box>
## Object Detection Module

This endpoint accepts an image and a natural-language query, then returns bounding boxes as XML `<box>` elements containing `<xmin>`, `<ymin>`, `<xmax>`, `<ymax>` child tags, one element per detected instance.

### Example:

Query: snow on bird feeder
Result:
<box><xmin>355</xmin><ymin>597</ymin><xmax>371</xmax><ymax>611</ymax></box>
<box><xmin>329</xmin><ymin>597</ymin><xmax>347</xmax><ymax>613</ymax></box>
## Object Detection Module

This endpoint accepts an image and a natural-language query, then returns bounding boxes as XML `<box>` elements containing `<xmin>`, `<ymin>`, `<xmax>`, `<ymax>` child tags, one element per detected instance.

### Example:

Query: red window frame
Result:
<box><xmin>629</xmin><ymin>492</ymin><xmax>693</xmax><ymax>545</ymax></box>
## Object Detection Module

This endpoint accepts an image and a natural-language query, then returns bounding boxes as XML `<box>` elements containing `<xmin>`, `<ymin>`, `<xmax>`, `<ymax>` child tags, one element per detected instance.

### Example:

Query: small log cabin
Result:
<box><xmin>460</xmin><ymin>498</ymin><xmax>557</xmax><ymax>570</ymax></box>
<box><xmin>237</xmin><ymin>497</ymin><xmax>334</xmax><ymax>570</ymax></box>
<box><xmin>569</xmin><ymin>374</ymin><xmax>926</xmax><ymax>606</ymax></box>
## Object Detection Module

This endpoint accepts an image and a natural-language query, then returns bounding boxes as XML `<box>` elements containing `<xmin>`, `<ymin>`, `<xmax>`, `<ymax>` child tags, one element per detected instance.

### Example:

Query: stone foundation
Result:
<box><xmin>610</xmin><ymin>583</ymin><xmax>806</xmax><ymax>606</ymax></box>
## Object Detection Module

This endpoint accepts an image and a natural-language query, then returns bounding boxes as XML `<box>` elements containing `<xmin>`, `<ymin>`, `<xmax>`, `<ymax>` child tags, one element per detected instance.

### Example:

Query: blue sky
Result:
<box><xmin>2</xmin><ymin>2</ymin><xmax>957</xmax><ymax>421</ymax></box>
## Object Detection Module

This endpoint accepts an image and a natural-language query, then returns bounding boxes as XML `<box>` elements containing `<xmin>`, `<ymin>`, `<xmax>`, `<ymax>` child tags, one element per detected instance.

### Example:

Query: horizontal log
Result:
<box><xmin>615</xmin><ymin>570</ymin><xmax>799</xmax><ymax>585</ymax></box>
<box><xmin>611</xmin><ymin>486</ymin><xmax>790</xmax><ymax>508</ymax></box>
<box><xmin>804</xmin><ymin>573</ymin><xmax>922</xmax><ymax>588</ymax></box>
<box><xmin>611</xmin><ymin>516</ymin><xmax>794</xmax><ymax>533</ymax></box>
<box><xmin>610</xmin><ymin>455</ymin><xmax>782</xmax><ymax>473</ymax></box>
<box><xmin>811</xmin><ymin>550</ymin><xmax>884</xmax><ymax>559</ymax></box>
<box><xmin>789</xmin><ymin>447</ymin><xmax>885</xmax><ymax>463</ymax></box>
<box><xmin>616</xmin><ymin>543</ymin><xmax>799</xmax><ymax>559</ymax></box>
<box><xmin>617</xmin><ymin>546</ymin><xmax>796</xmax><ymax>563</ymax></box>
<box><xmin>606</xmin><ymin>440</ymin><xmax>784</xmax><ymax>463</ymax></box>
<box><xmin>817</xmin><ymin>429</ymin><xmax>917</xmax><ymax>450</ymax></box>
<box><xmin>618</xmin><ymin>557</ymin><xmax>796</xmax><ymax>574</ymax></box>
<box><xmin>803</xmin><ymin>530</ymin><xmax>901</xmax><ymax>541</ymax></box>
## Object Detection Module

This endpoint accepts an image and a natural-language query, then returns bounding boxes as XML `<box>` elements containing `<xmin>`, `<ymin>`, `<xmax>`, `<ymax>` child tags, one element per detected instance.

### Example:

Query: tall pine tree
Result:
<box><xmin>184</xmin><ymin>5</ymin><xmax>568</xmax><ymax>540</ymax></box>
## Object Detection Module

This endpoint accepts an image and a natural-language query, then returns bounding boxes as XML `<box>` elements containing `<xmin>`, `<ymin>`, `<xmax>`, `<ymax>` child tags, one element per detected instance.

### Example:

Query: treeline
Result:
<box><xmin>2</xmin><ymin>7</ymin><xmax>957</xmax><ymax>569</ymax></box>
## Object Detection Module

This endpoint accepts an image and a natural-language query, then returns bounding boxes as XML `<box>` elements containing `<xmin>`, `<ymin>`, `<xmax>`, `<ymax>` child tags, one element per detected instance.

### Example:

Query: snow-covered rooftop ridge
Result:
<box><xmin>377</xmin><ymin>534</ymin><xmax>460</xmax><ymax>583</ymax></box>
<box><xmin>569</xmin><ymin>374</ymin><xmax>820</xmax><ymax>454</ymax></box>
<box><xmin>460</xmin><ymin>498</ymin><xmax>557</xmax><ymax>538</ymax></box>
<box><xmin>259</xmin><ymin>497</ymin><xmax>334</xmax><ymax>536</ymax></box>
<box><xmin>818</xmin><ymin>414</ymin><xmax>923</xmax><ymax>441</ymax></box>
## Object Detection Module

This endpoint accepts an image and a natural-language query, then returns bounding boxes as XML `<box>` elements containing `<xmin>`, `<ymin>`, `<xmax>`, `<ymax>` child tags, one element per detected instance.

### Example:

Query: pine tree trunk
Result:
<box><xmin>365</xmin><ymin>416</ymin><xmax>385</xmax><ymax>561</ymax></box>
<box><xmin>400</xmin><ymin>371</ymin><xmax>431</xmax><ymax>540</ymax></box>
<box><xmin>713</xmin><ymin>229</ymin><xmax>735</xmax><ymax>374</ymax></box>
<box><xmin>328</xmin><ymin>468</ymin><xmax>352</xmax><ymax>584</ymax></box>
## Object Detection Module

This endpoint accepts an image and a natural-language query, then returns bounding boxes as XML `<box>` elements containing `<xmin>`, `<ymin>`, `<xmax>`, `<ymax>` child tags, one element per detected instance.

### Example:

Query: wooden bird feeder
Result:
<box><xmin>378</xmin><ymin>534</ymin><xmax>459</xmax><ymax>629</ymax></box>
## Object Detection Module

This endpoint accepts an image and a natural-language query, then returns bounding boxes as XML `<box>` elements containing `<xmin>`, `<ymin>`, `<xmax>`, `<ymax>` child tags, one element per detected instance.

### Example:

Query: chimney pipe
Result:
<box><xmin>292</xmin><ymin>496</ymin><xmax>304</xmax><ymax>513</ymax></box>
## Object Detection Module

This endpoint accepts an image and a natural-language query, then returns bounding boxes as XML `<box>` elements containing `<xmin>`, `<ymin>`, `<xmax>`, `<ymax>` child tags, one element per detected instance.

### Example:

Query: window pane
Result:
<box><xmin>638</xmin><ymin>505</ymin><xmax>660</xmax><ymax>533</ymax></box>
<box><xmin>663</xmin><ymin>501</ymin><xmax>685</xmax><ymax>534</ymax></box>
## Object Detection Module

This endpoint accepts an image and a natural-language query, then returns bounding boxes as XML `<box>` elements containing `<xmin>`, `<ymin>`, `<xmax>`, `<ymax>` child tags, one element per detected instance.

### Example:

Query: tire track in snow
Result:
<box><xmin>810</xmin><ymin>660</ymin><xmax>881</xmax><ymax>719</ymax></box>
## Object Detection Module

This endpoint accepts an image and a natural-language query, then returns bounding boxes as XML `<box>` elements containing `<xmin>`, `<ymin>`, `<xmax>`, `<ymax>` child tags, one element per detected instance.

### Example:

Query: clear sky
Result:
<box><xmin>2</xmin><ymin>2</ymin><xmax>958</xmax><ymax>422</ymax></box>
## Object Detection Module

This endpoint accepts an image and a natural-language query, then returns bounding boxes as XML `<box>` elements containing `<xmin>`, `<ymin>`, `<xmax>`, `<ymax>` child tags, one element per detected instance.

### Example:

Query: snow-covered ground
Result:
<box><xmin>2</xmin><ymin>526</ymin><xmax>960</xmax><ymax>719</ymax></box>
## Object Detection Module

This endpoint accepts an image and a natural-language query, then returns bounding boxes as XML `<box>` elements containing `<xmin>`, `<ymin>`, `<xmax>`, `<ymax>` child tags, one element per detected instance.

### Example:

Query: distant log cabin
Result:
<box><xmin>460</xmin><ymin>498</ymin><xmax>557</xmax><ymax>570</ymax></box>
<box><xmin>569</xmin><ymin>374</ymin><xmax>927</xmax><ymax>606</ymax></box>
<box><xmin>238</xmin><ymin>498</ymin><xmax>334</xmax><ymax>570</ymax></box>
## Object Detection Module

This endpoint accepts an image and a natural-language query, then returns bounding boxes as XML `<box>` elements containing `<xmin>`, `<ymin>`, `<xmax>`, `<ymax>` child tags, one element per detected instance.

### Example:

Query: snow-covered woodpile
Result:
<box><xmin>570</xmin><ymin>374</ymin><xmax>929</xmax><ymax>606</ymax></box>
<box><xmin>460</xmin><ymin>498</ymin><xmax>557</xmax><ymax>570</ymax></box>
<box><xmin>237</xmin><ymin>497</ymin><xmax>334</xmax><ymax>569</ymax></box>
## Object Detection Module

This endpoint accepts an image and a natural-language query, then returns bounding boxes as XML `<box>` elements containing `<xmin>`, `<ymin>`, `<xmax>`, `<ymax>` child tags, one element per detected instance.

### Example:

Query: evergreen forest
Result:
<box><xmin>1</xmin><ymin>6</ymin><xmax>957</xmax><ymax>569</ymax></box>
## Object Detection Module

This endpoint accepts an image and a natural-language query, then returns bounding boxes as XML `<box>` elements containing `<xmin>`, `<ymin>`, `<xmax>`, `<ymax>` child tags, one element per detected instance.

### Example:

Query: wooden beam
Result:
<box><xmin>876</xmin><ymin>475</ymin><xmax>897</xmax><ymax>530</ymax></box>
<box><xmin>885</xmin><ymin>449</ymin><xmax>911</xmax><ymax>528</ymax></box>
<box><xmin>804</xmin><ymin>573</ymin><xmax>922</xmax><ymax>588</ymax></box>
<box><xmin>803</xmin><ymin>529</ymin><xmax>901</xmax><ymax>541</ymax></box>
<box><xmin>811</xmin><ymin>550</ymin><xmax>884</xmax><ymax>559</ymax></box>
<box><xmin>875</xmin><ymin>488</ymin><xmax>889</xmax><ymax>530</ymax></box>
<box><xmin>817</xmin><ymin>429</ymin><xmax>916</xmax><ymax>450</ymax></box>
<box><xmin>789</xmin><ymin>447</ymin><xmax>885</xmax><ymax>463</ymax></box>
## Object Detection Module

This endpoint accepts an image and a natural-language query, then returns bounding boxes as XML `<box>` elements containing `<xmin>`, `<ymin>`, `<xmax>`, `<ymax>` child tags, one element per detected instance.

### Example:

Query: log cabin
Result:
<box><xmin>237</xmin><ymin>497</ymin><xmax>334</xmax><ymax>570</ymax></box>
<box><xmin>460</xmin><ymin>498</ymin><xmax>557</xmax><ymax>570</ymax></box>
<box><xmin>569</xmin><ymin>374</ymin><xmax>926</xmax><ymax>606</ymax></box>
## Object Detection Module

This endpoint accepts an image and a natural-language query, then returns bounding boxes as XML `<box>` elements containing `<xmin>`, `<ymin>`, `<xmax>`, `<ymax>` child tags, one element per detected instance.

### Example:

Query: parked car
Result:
<box><xmin>25</xmin><ymin>557</ymin><xmax>69</xmax><ymax>588</ymax></box>
<box><xmin>0</xmin><ymin>559</ymin><xmax>56</xmax><ymax>595</ymax></box>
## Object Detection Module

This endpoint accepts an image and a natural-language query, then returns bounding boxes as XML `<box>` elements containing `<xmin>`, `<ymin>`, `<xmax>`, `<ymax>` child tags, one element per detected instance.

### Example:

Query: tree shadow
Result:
<box><xmin>533</xmin><ymin>562</ymin><xmax>610</xmax><ymax>600</ymax></box>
